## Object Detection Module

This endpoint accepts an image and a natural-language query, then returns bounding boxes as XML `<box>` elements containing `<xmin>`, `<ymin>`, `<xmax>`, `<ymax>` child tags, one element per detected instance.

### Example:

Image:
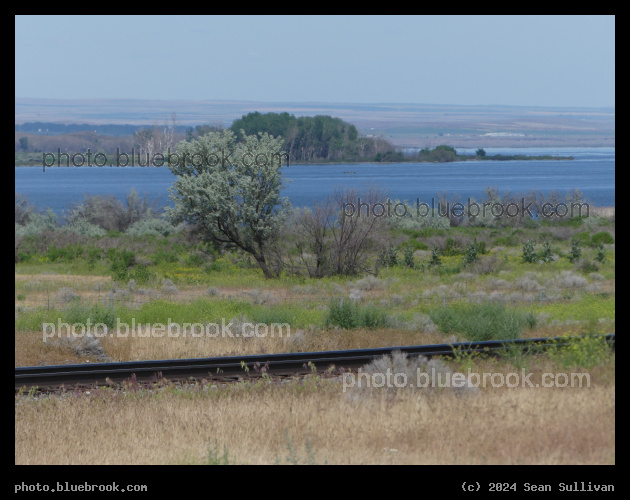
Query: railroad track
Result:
<box><xmin>15</xmin><ymin>334</ymin><xmax>615</xmax><ymax>391</ymax></box>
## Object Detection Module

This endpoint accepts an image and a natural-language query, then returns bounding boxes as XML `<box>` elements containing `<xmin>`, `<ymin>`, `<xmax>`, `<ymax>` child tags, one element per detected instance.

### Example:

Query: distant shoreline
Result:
<box><xmin>14</xmin><ymin>154</ymin><xmax>575</xmax><ymax>167</ymax></box>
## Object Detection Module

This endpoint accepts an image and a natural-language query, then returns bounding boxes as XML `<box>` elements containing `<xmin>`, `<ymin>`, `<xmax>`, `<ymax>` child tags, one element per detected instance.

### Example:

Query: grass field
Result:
<box><xmin>15</xmin><ymin>348</ymin><xmax>615</xmax><ymax>465</ymax></box>
<box><xmin>15</xmin><ymin>212</ymin><xmax>615</xmax><ymax>465</ymax></box>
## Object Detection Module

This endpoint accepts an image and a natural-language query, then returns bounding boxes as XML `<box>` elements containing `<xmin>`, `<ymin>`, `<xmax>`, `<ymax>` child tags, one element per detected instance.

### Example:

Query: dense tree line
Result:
<box><xmin>230</xmin><ymin>112</ymin><xmax>400</xmax><ymax>163</ymax></box>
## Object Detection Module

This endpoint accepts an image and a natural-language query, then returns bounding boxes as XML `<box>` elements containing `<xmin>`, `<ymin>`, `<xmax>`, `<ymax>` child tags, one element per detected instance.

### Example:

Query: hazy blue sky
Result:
<box><xmin>15</xmin><ymin>15</ymin><xmax>615</xmax><ymax>108</ymax></box>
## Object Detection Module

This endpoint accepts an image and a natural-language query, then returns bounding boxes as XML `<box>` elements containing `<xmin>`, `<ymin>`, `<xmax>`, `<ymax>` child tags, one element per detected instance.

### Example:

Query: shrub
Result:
<box><xmin>429</xmin><ymin>246</ymin><xmax>441</xmax><ymax>267</ymax></box>
<box><xmin>61</xmin><ymin>302</ymin><xmax>117</xmax><ymax>330</ymax></box>
<box><xmin>54</xmin><ymin>333</ymin><xmax>110</xmax><ymax>361</ymax></box>
<box><xmin>522</xmin><ymin>240</ymin><xmax>538</xmax><ymax>263</ymax></box>
<box><xmin>569</xmin><ymin>239</ymin><xmax>582</xmax><ymax>263</ymax></box>
<box><xmin>591</xmin><ymin>231</ymin><xmax>614</xmax><ymax>246</ymax></box>
<box><xmin>161</xmin><ymin>279</ymin><xmax>179</xmax><ymax>296</ymax></box>
<box><xmin>385</xmin><ymin>244</ymin><xmax>398</xmax><ymax>267</ymax></box>
<box><xmin>595</xmin><ymin>242</ymin><xmax>607</xmax><ymax>263</ymax></box>
<box><xmin>547</xmin><ymin>334</ymin><xmax>613</xmax><ymax>369</ymax></box>
<box><xmin>555</xmin><ymin>271</ymin><xmax>587</xmax><ymax>288</ymax></box>
<box><xmin>351</xmin><ymin>275</ymin><xmax>387</xmax><ymax>291</ymax></box>
<box><xmin>15</xmin><ymin>209</ymin><xmax>57</xmax><ymax>237</ymax></box>
<box><xmin>109</xmin><ymin>248</ymin><xmax>136</xmax><ymax>281</ymax></box>
<box><xmin>57</xmin><ymin>287</ymin><xmax>79</xmax><ymax>303</ymax></box>
<box><xmin>15</xmin><ymin>193</ymin><xmax>34</xmax><ymax>225</ymax></box>
<box><xmin>65</xmin><ymin>217</ymin><xmax>107</xmax><ymax>237</ymax></box>
<box><xmin>324</xmin><ymin>299</ymin><xmax>388</xmax><ymax>329</ymax></box>
<box><xmin>468</xmin><ymin>256</ymin><xmax>498</xmax><ymax>275</ymax></box>
<box><xmin>388</xmin><ymin>200</ymin><xmax>451</xmax><ymax>230</ymax></box>
<box><xmin>429</xmin><ymin>302</ymin><xmax>533</xmax><ymax>341</ymax></box>
<box><xmin>46</xmin><ymin>244</ymin><xmax>85</xmax><ymax>262</ymax></box>
<box><xmin>403</xmin><ymin>244</ymin><xmax>415</xmax><ymax>268</ymax></box>
<box><xmin>514</xmin><ymin>277</ymin><xmax>541</xmax><ymax>292</ymax></box>
<box><xmin>403</xmin><ymin>239</ymin><xmax>428</xmax><ymax>251</ymax></box>
<box><xmin>463</xmin><ymin>241</ymin><xmax>479</xmax><ymax>266</ymax></box>
<box><xmin>572</xmin><ymin>231</ymin><xmax>591</xmax><ymax>245</ymax></box>
<box><xmin>129</xmin><ymin>264</ymin><xmax>156</xmax><ymax>285</ymax></box>
<box><xmin>442</xmin><ymin>237</ymin><xmax>461</xmax><ymax>256</ymax></box>
<box><xmin>539</xmin><ymin>241</ymin><xmax>554</xmax><ymax>263</ymax></box>
<box><xmin>126</xmin><ymin>217</ymin><xmax>179</xmax><ymax>237</ymax></box>
<box><xmin>349</xmin><ymin>351</ymin><xmax>478</xmax><ymax>396</ymax></box>
<box><xmin>65</xmin><ymin>190</ymin><xmax>155</xmax><ymax>233</ymax></box>
<box><xmin>493</xmin><ymin>235</ymin><xmax>520</xmax><ymax>247</ymax></box>
<box><xmin>575</xmin><ymin>259</ymin><xmax>599</xmax><ymax>274</ymax></box>
<box><xmin>183</xmin><ymin>251</ymin><xmax>206</xmax><ymax>267</ymax></box>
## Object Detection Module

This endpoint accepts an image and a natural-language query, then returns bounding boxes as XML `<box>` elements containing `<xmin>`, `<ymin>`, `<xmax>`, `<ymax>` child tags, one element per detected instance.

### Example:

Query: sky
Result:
<box><xmin>15</xmin><ymin>15</ymin><xmax>615</xmax><ymax>108</ymax></box>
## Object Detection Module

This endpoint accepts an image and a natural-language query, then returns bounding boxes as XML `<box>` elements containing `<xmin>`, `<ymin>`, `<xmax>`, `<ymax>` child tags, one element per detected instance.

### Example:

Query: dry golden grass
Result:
<box><xmin>16</xmin><ymin>327</ymin><xmax>455</xmax><ymax>366</ymax></box>
<box><xmin>15</xmin><ymin>369</ymin><xmax>615</xmax><ymax>465</ymax></box>
<box><xmin>16</xmin><ymin>330</ymin><xmax>87</xmax><ymax>366</ymax></box>
<box><xmin>100</xmin><ymin>327</ymin><xmax>456</xmax><ymax>362</ymax></box>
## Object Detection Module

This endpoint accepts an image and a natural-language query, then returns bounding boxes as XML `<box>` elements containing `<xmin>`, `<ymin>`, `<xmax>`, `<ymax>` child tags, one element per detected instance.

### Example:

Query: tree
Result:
<box><xmin>285</xmin><ymin>186</ymin><xmax>388</xmax><ymax>277</ymax></box>
<box><xmin>403</xmin><ymin>244</ymin><xmax>415</xmax><ymax>268</ymax></box>
<box><xmin>430</xmin><ymin>246</ymin><xmax>441</xmax><ymax>267</ymax></box>
<box><xmin>19</xmin><ymin>137</ymin><xmax>29</xmax><ymax>151</ymax></box>
<box><xmin>463</xmin><ymin>241</ymin><xmax>479</xmax><ymax>266</ymax></box>
<box><xmin>166</xmin><ymin>129</ymin><xmax>291</xmax><ymax>279</ymax></box>
<box><xmin>540</xmin><ymin>241</ymin><xmax>554</xmax><ymax>263</ymax></box>
<box><xmin>134</xmin><ymin>113</ymin><xmax>179</xmax><ymax>161</ymax></box>
<box><xmin>569</xmin><ymin>238</ymin><xmax>582</xmax><ymax>263</ymax></box>
<box><xmin>522</xmin><ymin>240</ymin><xmax>538</xmax><ymax>263</ymax></box>
<box><xmin>476</xmin><ymin>148</ymin><xmax>486</xmax><ymax>157</ymax></box>
<box><xmin>595</xmin><ymin>242</ymin><xmax>607</xmax><ymax>263</ymax></box>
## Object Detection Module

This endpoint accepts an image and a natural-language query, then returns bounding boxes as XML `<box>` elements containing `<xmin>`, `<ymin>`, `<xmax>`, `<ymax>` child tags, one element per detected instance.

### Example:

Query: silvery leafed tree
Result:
<box><xmin>166</xmin><ymin>129</ymin><xmax>291</xmax><ymax>279</ymax></box>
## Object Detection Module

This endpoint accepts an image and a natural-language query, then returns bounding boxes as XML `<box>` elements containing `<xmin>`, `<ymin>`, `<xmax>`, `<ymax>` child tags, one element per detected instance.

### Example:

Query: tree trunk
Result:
<box><xmin>253</xmin><ymin>252</ymin><xmax>276</xmax><ymax>279</ymax></box>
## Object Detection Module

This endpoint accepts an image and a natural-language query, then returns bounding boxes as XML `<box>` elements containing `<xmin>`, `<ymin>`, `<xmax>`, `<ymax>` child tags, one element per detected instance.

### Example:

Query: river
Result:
<box><xmin>14</xmin><ymin>147</ymin><xmax>615</xmax><ymax>216</ymax></box>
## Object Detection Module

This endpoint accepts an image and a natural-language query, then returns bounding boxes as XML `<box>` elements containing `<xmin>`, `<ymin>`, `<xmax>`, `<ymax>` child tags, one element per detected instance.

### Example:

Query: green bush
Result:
<box><xmin>401</xmin><ymin>238</ymin><xmax>428</xmax><ymax>251</ymax></box>
<box><xmin>403</xmin><ymin>244</ymin><xmax>415</xmax><ymax>268</ymax></box>
<box><xmin>569</xmin><ymin>239</ymin><xmax>582</xmax><ymax>263</ymax></box>
<box><xmin>522</xmin><ymin>240</ymin><xmax>538</xmax><ymax>263</ymax></box>
<box><xmin>128</xmin><ymin>264</ymin><xmax>156</xmax><ymax>285</ymax></box>
<box><xmin>324</xmin><ymin>299</ymin><xmax>388</xmax><ymax>329</ymax></box>
<box><xmin>547</xmin><ymin>334</ymin><xmax>613</xmax><ymax>369</ymax></box>
<box><xmin>429</xmin><ymin>247</ymin><xmax>441</xmax><ymax>267</ymax></box>
<box><xmin>595</xmin><ymin>242</ymin><xmax>607</xmax><ymax>263</ymax></box>
<box><xmin>442</xmin><ymin>237</ymin><xmax>462</xmax><ymax>256</ymax></box>
<box><xmin>107</xmin><ymin>248</ymin><xmax>155</xmax><ymax>283</ymax></box>
<box><xmin>429</xmin><ymin>302</ymin><xmax>534</xmax><ymax>341</ymax></box>
<box><xmin>152</xmin><ymin>247</ymin><xmax>179</xmax><ymax>264</ymax></box>
<box><xmin>463</xmin><ymin>241</ymin><xmax>479</xmax><ymax>266</ymax></box>
<box><xmin>590</xmin><ymin>231</ymin><xmax>614</xmax><ymax>246</ymax></box>
<box><xmin>183</xmin><ymin>252</ymin><xmax>206</xmax><ymax>267</ymax></box>
<box><xmin>62</xmin><ymin>302</ymin><xmax>117</xmax><ymax>330</ymax></box>
<box><xmin>572</xmin><ymin>231</ymin><xmax>591</xmax><ymax>245</ymax></box>
<box><xmin>539</xmin><ymin>241</ymin><xmax>554</xmax><ymax>263</ymax></box>
<box><xmin>493</xmin><ymin>235</ymin><xmax>520</xmax><ymax>247</ymax></box>
<box><xmin>46</xmin><ymin>244</ymin><xmax>85</xmax><ymax>262</ymax></box>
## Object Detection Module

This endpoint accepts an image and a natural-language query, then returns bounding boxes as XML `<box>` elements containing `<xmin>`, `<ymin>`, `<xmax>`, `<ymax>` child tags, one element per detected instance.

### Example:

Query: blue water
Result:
<box><xmin>15</xmin><ymin>147</ymin><xmax>615</xmax><ymax>216</ymax></box>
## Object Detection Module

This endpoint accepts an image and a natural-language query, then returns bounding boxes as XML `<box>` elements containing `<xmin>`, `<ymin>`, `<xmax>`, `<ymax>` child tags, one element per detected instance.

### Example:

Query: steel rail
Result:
<box><xmin>15</xmin><ymin>334</ymin><xmax>614</xmax><ymax>390</ymax></box>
